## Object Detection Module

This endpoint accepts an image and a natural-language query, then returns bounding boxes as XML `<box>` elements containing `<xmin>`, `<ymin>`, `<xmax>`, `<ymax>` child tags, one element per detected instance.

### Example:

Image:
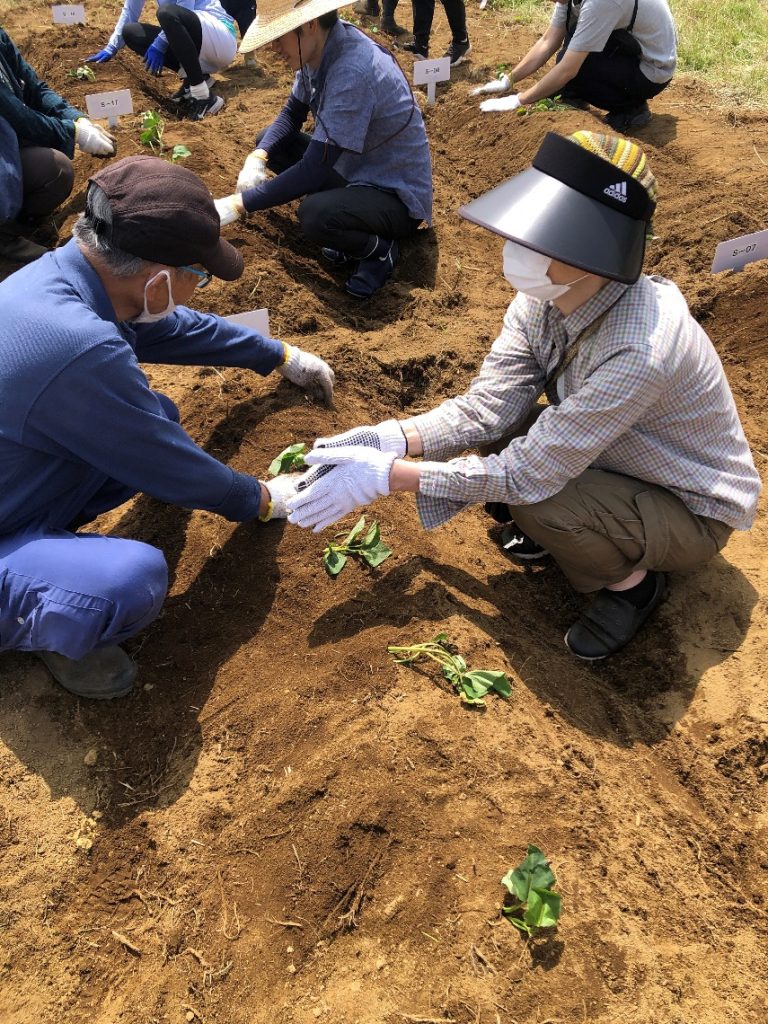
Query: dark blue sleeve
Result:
<box><xmin>241</xmin><ymin>139</ymin><xmax>343</xmax><ymax>213</ymax></box>
<box><xmin>258</xmin><ymin>93</ymin><xmax>309</xmax><ymax>154</ymax></box>
<box><xmin>25</xmin><ymin>341</ymin><xmax>263</xmax><ymax>522</ymax></box>
<box><xmin>131</xmin><ymin>307</ymin><xmax>285</xmax><ymax>374</ymax></box>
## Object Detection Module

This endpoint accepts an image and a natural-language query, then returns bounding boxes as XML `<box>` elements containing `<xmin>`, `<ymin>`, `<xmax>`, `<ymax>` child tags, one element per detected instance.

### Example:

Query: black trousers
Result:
<box><xmin>557</xmin><ymin>47</ymin><xmax>670</xmax><ymax>113</ymax></box>
<box><xmin>411</xmin><ymin>0</ymin><xmax>467</xmax><ymax>49</ymax></box>
<box><xmin>256</xmin><ymin>128</ymin><xmax>420</xmax><ymax>258</ymax></box>
<box><xmin>19</xmin><ymin>146</ymin><xmax>74</xmax><ymax>219</ymax></box>
<box><xmin>123</xmin><ymin>5</ymin><xmax>206</xmax><ymax>85</ymax></box>
<box><xmin>221</xmin><ymin>0</ymin><xmax>256</xmax><ymax>36</ymax></box>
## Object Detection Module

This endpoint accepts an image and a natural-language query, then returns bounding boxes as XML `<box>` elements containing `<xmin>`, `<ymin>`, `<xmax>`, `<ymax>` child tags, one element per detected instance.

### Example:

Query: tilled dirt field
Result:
<box><xmin>0</xmin><ymin>2</ymin><xmax>767</xmax><ymax>1023</ymax></box>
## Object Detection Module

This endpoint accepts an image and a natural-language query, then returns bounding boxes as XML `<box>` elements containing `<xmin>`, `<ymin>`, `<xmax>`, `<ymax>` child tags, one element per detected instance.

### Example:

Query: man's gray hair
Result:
<box><xmin>72</xmin><ymin>184</ymin><xmax>151</xmax><ymax>278</ymax></box>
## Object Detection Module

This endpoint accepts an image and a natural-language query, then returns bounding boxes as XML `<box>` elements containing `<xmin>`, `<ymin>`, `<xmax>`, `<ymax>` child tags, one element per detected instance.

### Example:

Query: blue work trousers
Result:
<box><xmin>0</xmin><ymin>393</ymin><xmax>177</xmax><ymax>660</ymax></box>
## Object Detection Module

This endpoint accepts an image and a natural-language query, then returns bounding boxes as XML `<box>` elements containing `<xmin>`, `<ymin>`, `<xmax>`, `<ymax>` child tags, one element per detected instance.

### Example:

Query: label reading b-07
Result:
<box><xmin>711</xmin><ymin>227</ymin><xmax>768</xmax><ymax>273</ymax></box>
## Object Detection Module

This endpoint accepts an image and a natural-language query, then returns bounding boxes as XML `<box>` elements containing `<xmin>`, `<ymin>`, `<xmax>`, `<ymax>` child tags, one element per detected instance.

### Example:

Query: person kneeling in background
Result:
<box><xmin>287</xmin><ymin>132</ymin><xmax>760</xmax><ymax>660</ymax></box>
<box><xmin>0</xmin><ymin>26</ymin><xmax>114</xmax><ymax>264</ymax></box>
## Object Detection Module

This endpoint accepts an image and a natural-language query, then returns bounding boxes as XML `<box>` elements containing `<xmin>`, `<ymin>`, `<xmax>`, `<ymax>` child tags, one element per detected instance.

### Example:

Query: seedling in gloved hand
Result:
<box><xmin>68</xmin><ymin>65</ymin><xmax>96</xmax><ymax>82</ymax></box>
<box><xmin>268</xmin><ymin>442</ymin><xmax>307</xmax><ymax>477</ymax></box>
<box><xmin>387</xmin><ymin>632</ymin><xmax>511</xmax><ymax>706</ymax></box>
<box><xmin>501</xmin><ymin>845</ymin><xmax>562</xmax><ymax>937</ymax></box>
<box><xmin>323</xmin><ymin>516</ymin><xmax>392</xmax><ymax>577</ymax></box>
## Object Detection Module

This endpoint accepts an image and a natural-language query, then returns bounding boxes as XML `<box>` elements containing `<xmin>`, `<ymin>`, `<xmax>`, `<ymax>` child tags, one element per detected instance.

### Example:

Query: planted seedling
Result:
<box><xmin>501</xmin><ymin>845</ymin><xmax>562</xmax><ymax>938</ymax></box>
<box><xmin>323</xmin><ymin>516</ymin><xmax>392</xmax><ymax>577</ymax></box>
<box><xmin>517</xmin><ymin>95</ymin><xmax>571</xmax><ymax>116</ymax></box>
<box><xmin>387</xmin><ymin>632</ymin><xmax>511</xmax><ymax>707</ymax></box>
<box><xmin>68</xmin><ymin>65</ymin><xmax>96</xmax><ymax>82</ymax></box>
<box><xmin>139</xmin><ymin>109</ymin><xmax>165</xmax><ymax>152</ymax></box>
<box><xmin>171</xmin><ymin>144</ymin><xmax>192</xmax><ymax>163</ymax></box>
<box><xmin>268</xmin><ymin>442</ymin><xmax>307</xmax><ymax>477</ymax></box>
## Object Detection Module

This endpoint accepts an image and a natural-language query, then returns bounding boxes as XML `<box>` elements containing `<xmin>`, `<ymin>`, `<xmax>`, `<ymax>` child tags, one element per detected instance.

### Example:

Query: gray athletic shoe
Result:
<box><xmin>37</xmin><ymin>646</ymin><xmax>137</xmax><ymax>699</ymax></box>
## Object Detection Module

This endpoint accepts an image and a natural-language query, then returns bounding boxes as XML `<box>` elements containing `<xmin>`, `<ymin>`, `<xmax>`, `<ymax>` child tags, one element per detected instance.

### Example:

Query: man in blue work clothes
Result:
<box><xmin>0</xmin><ymin>155</ymin><xmax>334</xmax><ymax>700</ymax></box>
<box><xmin>214</xmin><ymin>0</ymin><xmax>433</xmax><ymax>299</ymax></box>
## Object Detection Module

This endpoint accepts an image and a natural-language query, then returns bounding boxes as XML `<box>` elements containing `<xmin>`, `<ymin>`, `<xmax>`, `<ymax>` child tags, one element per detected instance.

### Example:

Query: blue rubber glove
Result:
<box><xmin>144</xmin><ymin>42</ymin><xmax>165</xmax><ymax>75</ymax></box>
<box><xmin>85</xmin><ymin>46</ymin><xmax>117</xmax><ymax>63</ymax></box>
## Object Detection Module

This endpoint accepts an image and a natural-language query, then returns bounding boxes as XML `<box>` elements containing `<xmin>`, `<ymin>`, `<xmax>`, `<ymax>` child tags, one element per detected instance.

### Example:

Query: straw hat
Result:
<box><xmin>240</xmin><ymin>0</ymin><xmax>355</xmax><ymax>53</ymax></box>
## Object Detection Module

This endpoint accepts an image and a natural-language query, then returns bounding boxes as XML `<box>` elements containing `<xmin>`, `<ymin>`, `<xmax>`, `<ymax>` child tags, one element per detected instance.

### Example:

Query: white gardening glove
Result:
<box><xmin>260</xmin><ymin>472</ymin><xmax>305</xmax><ymax>521</ymax></box>
<box><xmin>236</xmin><ymin>151</ymin><xmax>268</xmax><ymax>193</ymax></box>
<box><xmin>287</xmin><ymin>447</ymin><xmax>396</xmax><ymax>533</ymax></box>
<box><xmin>214</xmin><ymin>194</ymin><xmax>243</xmax><ymax>227</ymax></box>
<box><xmin>314</xmin><ymin>419</ymin><xmax>407</xmax><ymax>457</ymax></box>
<box><xmin>74</xmin><ymin>118</ymin><xmax>116</xmax><ymax>156</ymax></box>
<box><xmin>480</xmin><ymin>94</ymin><xmax>522</xmax><ymax>113</ymax></box>
<box><xmin>470</xmin><ymin>73</ymin><xmax>511</xmax><ymax>97</ymax></box>
<box><xmin>278</xmin><ymin>344</ymin><xmax>335</xmax><ymax>405</ymax></box>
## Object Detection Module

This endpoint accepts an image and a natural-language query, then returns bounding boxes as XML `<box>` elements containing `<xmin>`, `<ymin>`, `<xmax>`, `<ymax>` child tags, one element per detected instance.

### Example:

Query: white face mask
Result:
<box><xmin>131</xmin><ymin>270</ymin><xmax>177</xmax><ymax>323</ymax></box>
<box><xmin>502</xmin><ymin>239</ymin><xmax>588</xmax><ymax>301</ymax></box>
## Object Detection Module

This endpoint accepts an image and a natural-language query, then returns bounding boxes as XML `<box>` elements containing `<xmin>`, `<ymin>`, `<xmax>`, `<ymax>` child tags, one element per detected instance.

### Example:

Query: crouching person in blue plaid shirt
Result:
<box><xmin>286</xmin><ymin>131</ymin><xmax>761</xmax><ymax>660</ymax></box>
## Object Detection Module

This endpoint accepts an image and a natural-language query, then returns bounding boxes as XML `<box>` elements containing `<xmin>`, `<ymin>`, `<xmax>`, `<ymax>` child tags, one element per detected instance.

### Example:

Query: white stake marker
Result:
<box><xmin>413</xmin><ymin>56</ymin><xmax>451</xmax><ymax>105</ymax></box>
<box><xmin>52</xmin><ymin>4</ymin><xmax>86</xmax><ymax>24</ymax></box>
<box><xmin>85</xmin><ymin>89</ymin><xmax>133</xmax><ymax>129</ymax></box>
<box><xmin>225</xmin><ymin>309</ymin><xmax>271</xmax><ymax>337</ymax></box>
<box><xmin>711</xmin><ymin>228</ymin><xmax>768</xmax><ymax>274</ymax></box>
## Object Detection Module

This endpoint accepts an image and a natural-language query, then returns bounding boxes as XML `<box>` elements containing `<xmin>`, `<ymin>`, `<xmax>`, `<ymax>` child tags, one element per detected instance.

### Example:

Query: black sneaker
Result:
<box><xmin>564</xmin><ymin>571</ymin><xmax>667</xmax><ymax>660</ymax></box>
<box><xmin>402</xmin><ymin>39</ymin><xmax>428</xmax><ymax>59</ymax></box>
<box><xmin>321</xmin><ymin>246</ymin><xmax>353</xmax><ymax>268</ymax></box>
<box><xmin>605</xmin><ymin>101</ymin><xmax>651</xmax><ymax>133</ymax></box>
<box><xmin>499</xmin><ymin>523</ymin><xmax>548</xmax><ymax>560</ymax></box>
<box><xmin>443</xmin><ymin>38</ymin><xmax>471</xmax><ymax>67</ymax></box>
<box><xmin>171</xmin><ymin>76</ymin><xmax>214</xmax><ymax>103</ymax></box>
<box><xmin>346</xmin><ymin>240</ymin><xmax>399</xmax><ymax>298</ymax></box>
<box><xmin>181</xmin><ymin>93</ymin><xmax>224</xmax><ymax>121</ymax></box>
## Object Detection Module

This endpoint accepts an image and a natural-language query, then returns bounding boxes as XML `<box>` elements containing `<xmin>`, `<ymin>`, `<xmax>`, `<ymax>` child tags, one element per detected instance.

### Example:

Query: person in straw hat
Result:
<box><xmin>285</xmin><ymin>131</ymin><xmax>760</xmax><ymax>660</ymax></box>
<box><xmin>214</xmin><ymin>0</ymin><xmax>432</xmax><ymax>299</ymax></box>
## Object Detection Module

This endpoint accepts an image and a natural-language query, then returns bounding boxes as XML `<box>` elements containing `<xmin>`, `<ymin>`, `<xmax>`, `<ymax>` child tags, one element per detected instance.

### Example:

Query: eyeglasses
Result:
<box><xmin>180</xmin><ymin>265</ymin><xmax>213</xmax><ymax>289</ymax></box>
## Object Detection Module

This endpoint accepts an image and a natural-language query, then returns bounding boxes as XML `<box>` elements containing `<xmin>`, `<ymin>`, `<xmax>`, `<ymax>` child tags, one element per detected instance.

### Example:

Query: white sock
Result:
<box><xmin>189</xmin><ymin>81</ymin><xmax>210</xmax><ymax>101</ymax></box>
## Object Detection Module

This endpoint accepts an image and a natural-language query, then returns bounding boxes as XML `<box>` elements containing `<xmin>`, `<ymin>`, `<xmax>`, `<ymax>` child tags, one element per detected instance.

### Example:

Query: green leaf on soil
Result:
<box><xmin>171</xmin><ymin>144</ymin><xmax>192</xmax><ymax>162</ymax></box>
<box><xmin>268</xmin><ymin>442</ymin><xmax>307</xmax><ymax>476</ymax></box>
<box><xmin>502</xmin><ymin>845</ymin><xmax>556</xmax><ymax>903</ymax></box>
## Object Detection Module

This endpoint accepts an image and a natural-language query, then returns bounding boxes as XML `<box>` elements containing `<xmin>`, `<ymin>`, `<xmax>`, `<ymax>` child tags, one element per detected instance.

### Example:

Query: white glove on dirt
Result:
<box><xmin>236</xmin><ymin>151</ymin><xmax>268</xmax><ymax>193</ymax></box>
<box><xmin>260</xmin><ymin>472</ymin><xmax>305</xmax><ymax>521</ymax></box>
<box><xmin>214</xmin><ymin>194</ymin><xmax>243</xmax><ymax>227</ymax></box>
<box><xmin>314</xmin><ymin>419</ymin><xmax>407</xmax><ymax>457</ymax></box>
<box><xmin>480</xmin><ymin>94</ymin><xmax>522</xmax><ymax>113</ymax></box>
<box><xmin>278</xmin><ymin>344</ymin><xmax>335</xmax><ymax>405</ymax></box>
<box><xmin>470</xmin><ymin>73</ymin><xmax>511</xmax><ymax>97</ymax></box>
<box><xmin>287</xmin><ymin>447</ymin><xmax>396</xmax><ymax>533</ymax></box>
<box><xmin>74</xmin><ymin>118</ymin><xmax>116</xmax><ymax>156</ymax></box>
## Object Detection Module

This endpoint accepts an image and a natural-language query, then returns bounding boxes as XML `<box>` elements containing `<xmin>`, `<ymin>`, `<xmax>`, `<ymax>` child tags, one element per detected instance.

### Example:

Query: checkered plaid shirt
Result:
<box><xmin>412</xmin><ymin>276</ymin><xmax>761</xmax><ymax>531</ymax></box>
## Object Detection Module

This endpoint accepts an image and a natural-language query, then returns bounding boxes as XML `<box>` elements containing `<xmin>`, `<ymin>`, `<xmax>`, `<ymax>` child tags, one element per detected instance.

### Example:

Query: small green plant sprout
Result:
<box><xmin>68</xmin><ymin>65</ymin><xmax>96</xmax><ymax>82</ymax></box>
<box><xmin>387</xmin><ymin>632</ymin><xmax>511</xmax><ymax>707</ymax></box>
<box><xmin>268</xmin><ymin>442</ymin><xmax>307</xmax><ymax>477</ymax></box>
<box><xmin>171</xmin><ymin>144</ymin><xmax>192</xmax><ymax>163</ymax></box>
<box><xmin>139</xmin><ymin>109</ymin><xmax>165</xmax><ymax>152</ymax></box>
<box><xmin>501</xmin><ymin>845</ymin><xmax>562</xmax><ymax>937</ymax></box>
<box><xmin>323</xmin><ymin>516</ymin><xmax>392</xmax><ymax>577</ymax></box>
<box><xmin>517</xmin><ymin>95</ymin><xmax>571</xmax><ymax>116</ymax></box>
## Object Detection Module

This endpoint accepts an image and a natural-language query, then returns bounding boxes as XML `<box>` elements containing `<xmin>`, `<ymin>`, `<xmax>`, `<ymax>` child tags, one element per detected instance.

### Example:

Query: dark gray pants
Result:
<box><xmin>19</xmin><ymin>145</ymin><xmax>75</xmax><ymax>220</ymax></box>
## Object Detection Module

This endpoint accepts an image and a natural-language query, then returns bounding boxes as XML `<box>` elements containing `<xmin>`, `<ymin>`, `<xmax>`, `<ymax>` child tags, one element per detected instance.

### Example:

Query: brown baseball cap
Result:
<box><xmin>88</xmin><ymin>155</ymin><xmax>243</xmax><ymax>281</ymax></box>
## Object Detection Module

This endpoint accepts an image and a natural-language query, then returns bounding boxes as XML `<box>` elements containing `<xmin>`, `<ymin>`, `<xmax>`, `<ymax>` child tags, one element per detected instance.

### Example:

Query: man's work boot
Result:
<box><xmin>353</xmin><ymin>0</ymin><xmax>380</xmax><ymax>16</ymax></box>
<box><xmin>37</xmin><ymin>646</ymin><xmax>137</xmax><ymax>699</ymax></box>
<box><xmin>0</xmin><ymin>221</ymin><xmax>49</xmax><ymax>264</ymax></box>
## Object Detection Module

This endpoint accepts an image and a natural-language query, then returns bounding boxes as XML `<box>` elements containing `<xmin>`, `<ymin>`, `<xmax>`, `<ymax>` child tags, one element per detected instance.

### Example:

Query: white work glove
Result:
<box><xmin>278</xmin><ymin>344</ymin><xmax>335</xmax><ymax>405</ymax></box>
<box><xmin>74</xmin><ymin>118</ymin><xmax>116</xmax><ymax>156</ymax></box>
<box><xmin>480</xmin><ymin>94</ymin><xmax>522</xmax><ymax>113</ymax></box>
<box><xmin>314</xmin><ymin>419</ymin><xmax>407</xmax><ymax>457</ymax></box>
<box><xmin>287</xmin><ymin>447</ymin><xmax>396</xmax><ymax>533</ymax></box>
<box><xmin>260</xmin><ymin>472</ymin><xmax>304</xmax><ymax>521</ymax></box>
<box><xmin>214</xmin><ymin>194</ymin><xmax>243</xmax><ymax>227</ymax></box>
<box><xmin>236</xmin><ymin>151</ymin><xmax>268</xmax><ymax>193</ymax></box>
<box><xmin>470</xmin><ymin>73</ymin><xmax>511</xmax><ymax>97</ymax></box>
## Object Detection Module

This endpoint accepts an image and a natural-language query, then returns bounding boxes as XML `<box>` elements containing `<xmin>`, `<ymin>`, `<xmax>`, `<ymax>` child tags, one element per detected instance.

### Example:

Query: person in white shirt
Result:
<box><xmin>473</xmin><ymin>0</ymin><xmax>677</xmax><ymax>133</ymax></box>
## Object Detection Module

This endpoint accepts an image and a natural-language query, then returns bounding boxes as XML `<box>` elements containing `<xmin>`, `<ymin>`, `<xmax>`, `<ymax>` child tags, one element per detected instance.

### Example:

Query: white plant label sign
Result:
<box><xmin>85</xmin><ymin>89</ymin><xmax>133</xmax><ymax>128</ymax></box>
<box><xmin>711</xmin><ymin>228</ymin><xmax>768</xmax><ymax>274</ymax></box>
<box><xmin>52</xmin><ymin>4</ymin><xmax>86</xmax><ymax>24</ymax></box>
<box><xmin>413</xmin><ymin>57</ymin><xmax>451</xmax><ymax>105</ymax></box>
<box><xmin>225</xmin><ymin>309</ymin><xmax>271</xmax><ymax>337</ymax></box>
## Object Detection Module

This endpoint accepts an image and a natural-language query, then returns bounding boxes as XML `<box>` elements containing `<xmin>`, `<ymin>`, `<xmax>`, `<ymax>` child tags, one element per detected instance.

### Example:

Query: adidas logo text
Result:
<box><xmin>603</xmin><ymin>181</ymin><xmax>628</xmax><ymax>203</ymax></box>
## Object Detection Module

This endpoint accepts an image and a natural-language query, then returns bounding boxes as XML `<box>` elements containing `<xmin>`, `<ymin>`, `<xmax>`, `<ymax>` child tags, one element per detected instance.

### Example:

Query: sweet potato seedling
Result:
<box><xmin>387</xmin><ymin>632</ymin><xmax>511</xmax><ymax>706</ymax></box>
<box><xmin>171</xmin><ymin>144</ymin><xmax>192</xmax><ymax>163</ymax></box>
<box><xmin>268</xmin><ymin>442</ymin><xmax>307</xmax><ymax>477</ymax></box>
<box><xmin>501</xmin><ymin>845</ymin><xmax>562</xmax><ymax>937</ymax></box>
<box><xmin>323</xmin><ymin>516</ymin><xmax>392</xmax><ymax>577</ymax></box>
<box><xmin>517</xmin><ymin>95</ymin><xmax>571</xmax><ymax>116</ymax></box>
<box><xmin>139</xmin><ymin>111</ymin><xmax>191</xmax><ymax>162</ymax></box>
<box><xmin>68</xmin><ymin>65</ymin><xmax>96</xmax><ymax>82</ymax></box>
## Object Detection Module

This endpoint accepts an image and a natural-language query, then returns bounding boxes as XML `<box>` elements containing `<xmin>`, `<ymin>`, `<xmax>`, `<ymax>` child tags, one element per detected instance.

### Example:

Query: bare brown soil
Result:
<box><xmin>1</xmin><ymin>2</ymin><xmax>767</xmax><ymax>1023</ymax></box>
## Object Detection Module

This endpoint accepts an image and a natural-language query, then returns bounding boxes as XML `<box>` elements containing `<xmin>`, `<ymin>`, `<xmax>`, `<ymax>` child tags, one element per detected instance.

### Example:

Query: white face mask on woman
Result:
<box><xmin>131</xmin><ymin>270</ymin><xmax>177</xmax><ymax>323</ymax></box>
<box><xmin>502</xmin><ymin>239</ymin><xmax>588</xmax><ymax>301</ymax></box>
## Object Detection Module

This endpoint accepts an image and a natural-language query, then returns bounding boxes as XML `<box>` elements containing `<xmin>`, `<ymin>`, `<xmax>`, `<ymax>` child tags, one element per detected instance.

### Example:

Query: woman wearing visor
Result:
<box><xmin>286</xmin><ymin>131</ymin><xmax>760</xmax><ymax>660</ymax></box>
<box><xmin>213</xmin><ymin>0</ymin><xmax>433</xmax><ymax>299</ymax></box>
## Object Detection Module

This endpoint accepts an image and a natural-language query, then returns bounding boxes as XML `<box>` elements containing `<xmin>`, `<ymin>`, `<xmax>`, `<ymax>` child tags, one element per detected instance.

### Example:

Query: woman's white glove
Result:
<box><xmin>288</xmin><ymin>447</ymin><xmax>396</xmax><ymax>532</ymax></box>
<box><xmin>74</xmin><ymin>118</ymin><xmax>116</xmax><ymax>156</ymax></box>
<box><xmin>260</xmin><ymin>473</ymin><xmax>304</xmax><ymax>520</ymax></box>
<box><xmin>480</xmin><ymin>94</ymin><xmax>522</xmax><ymax>113</ymax></box>
<box><xmin>470</xmin><ymin>73</ymin><xmax>511</xmax><ymax>97</ymax></box>
<box><xmin>314</xmin><ymin>419</ymin><xmax>407</xmax><ymax>457</ymax></box>
<box><xmin>278</xmin><ymin>344</ymin><xmax>335</xmax><ymax>405</ymax></box>
<box><xmin>237</xmin><ymin>151</ymin><xmax>268</xmax><ymax>193</ymax></box>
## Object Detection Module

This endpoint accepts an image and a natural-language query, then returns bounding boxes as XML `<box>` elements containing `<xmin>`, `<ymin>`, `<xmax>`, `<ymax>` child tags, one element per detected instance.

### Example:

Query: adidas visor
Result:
<box><xmin>459</xmin><ymin>133</ymin><xmax>656</xmax><ymax>284</ymax></box>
